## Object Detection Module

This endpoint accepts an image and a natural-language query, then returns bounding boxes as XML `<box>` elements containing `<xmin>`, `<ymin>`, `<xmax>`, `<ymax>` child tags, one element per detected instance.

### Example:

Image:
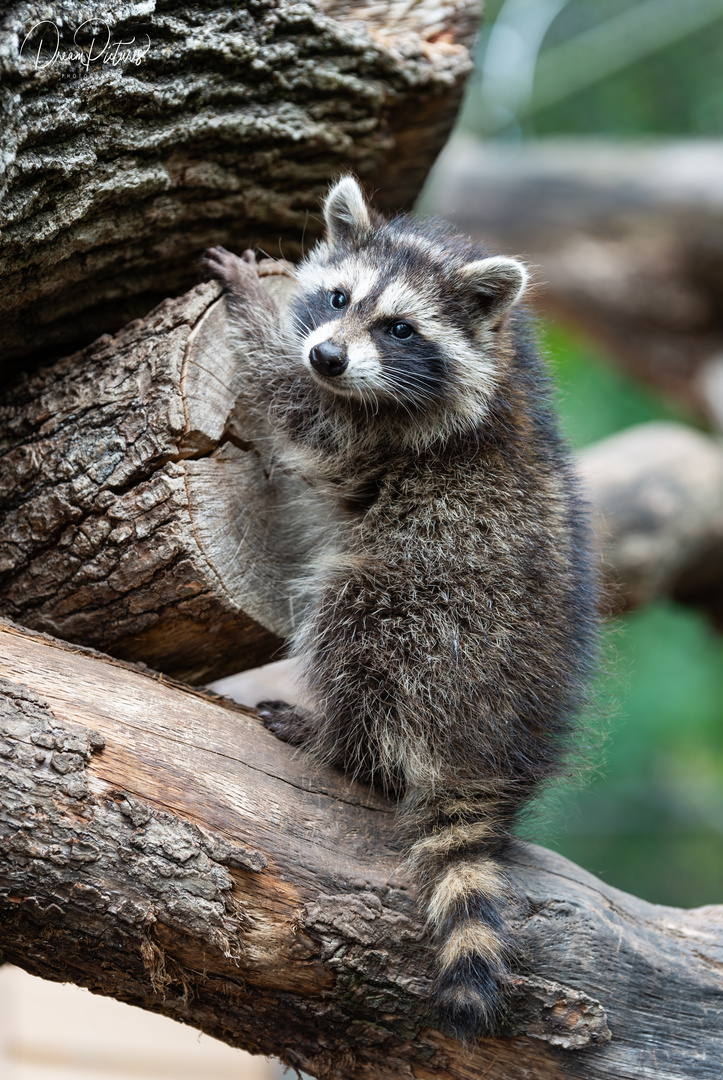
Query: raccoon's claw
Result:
<box><xmin>257</xmin><ymin>700</ymin><xmax>312</xmax><ymax>747</ymax></box>
<box><xmin>199</xmin><ymin>246</ymin><xmax>263</xmax><ymax>297</ymax></box>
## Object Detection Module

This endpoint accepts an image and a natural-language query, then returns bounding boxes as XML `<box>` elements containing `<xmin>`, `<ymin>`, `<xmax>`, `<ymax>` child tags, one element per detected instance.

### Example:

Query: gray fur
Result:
<box><xmin>201</xmin><ymin>177</ymin><xmax>598</xmax><ymax>1039</ymax></box>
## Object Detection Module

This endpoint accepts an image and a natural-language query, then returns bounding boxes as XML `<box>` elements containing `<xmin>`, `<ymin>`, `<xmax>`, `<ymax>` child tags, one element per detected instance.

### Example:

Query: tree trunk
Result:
<box><xmin>425</xmin><ymin>137</ymin><xmax>723</xmax><ymax>425</ymax></box>
<box><xmin>0</xmin><ymin>0</ymin><xmax>477</xmax><ymax>377</ymax></box>
<box><xmin>3</xmin><ymin>275</ymin><xmax>723</xmax><ymax>682</ymax></box>
<box><xmin>0</xmin><ymin>269</ymin><xmax>299</xmax><ymax>683</ymax></box>
<box><xmin>1</xmin><ymin>619</ymin><xmax>721</xmax><ymax>1080</ymax></box>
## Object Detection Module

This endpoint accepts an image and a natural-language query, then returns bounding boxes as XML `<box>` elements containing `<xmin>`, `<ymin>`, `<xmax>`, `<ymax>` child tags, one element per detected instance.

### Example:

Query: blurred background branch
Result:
<box><xmin>426</xmin><ymin>138</ymin><xmax>723</xmax><ymax>425</ymax></box>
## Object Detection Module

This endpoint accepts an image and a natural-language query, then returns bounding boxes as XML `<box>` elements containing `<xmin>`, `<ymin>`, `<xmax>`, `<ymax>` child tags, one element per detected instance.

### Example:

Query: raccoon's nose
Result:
<box><xmin>309</xmin><ymin>340</ymin><xmax>348</xmax><ymax>377</ymax></box>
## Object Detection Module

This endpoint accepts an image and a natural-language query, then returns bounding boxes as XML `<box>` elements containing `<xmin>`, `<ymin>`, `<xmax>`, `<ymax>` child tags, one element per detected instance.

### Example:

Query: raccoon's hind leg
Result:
<box><xmin>405</xmin><ymin>793</ymin><xmax>516</xmax><ymax>1039</ymax></box>
<box><xmin>257</xmin><ymin>700</ymin><xmax>317</xmax><ymax>748</ymax></box>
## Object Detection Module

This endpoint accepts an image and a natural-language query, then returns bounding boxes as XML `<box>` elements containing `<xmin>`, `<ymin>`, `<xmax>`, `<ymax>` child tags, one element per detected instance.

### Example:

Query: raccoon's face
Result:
<box><xmin>291</xmin><ymin>268</ymin><xmax>447</xmax><ymax>408</ymax></box>
<box><xmin>290</xmin><ymin>177</ymin><xmax>529</xmax><ymax>422</ymax></box>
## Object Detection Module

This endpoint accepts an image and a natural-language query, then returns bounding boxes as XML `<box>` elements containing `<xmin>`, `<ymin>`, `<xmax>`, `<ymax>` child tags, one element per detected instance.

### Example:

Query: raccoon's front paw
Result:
<box><xmin>257</xmin><ymin>700</ymin><xmax>314</xmax><ymax>747</ymax></box>
<box><xmin>200</xmin><ymin>246</ymin><xmax>267</xmax><ymax>304</ymax></box>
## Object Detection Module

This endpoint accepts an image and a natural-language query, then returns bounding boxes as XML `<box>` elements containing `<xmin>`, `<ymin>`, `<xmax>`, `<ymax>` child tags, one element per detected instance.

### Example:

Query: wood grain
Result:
<box><xmin>1</xmin><ymin>621</ymin><xmax>721</xmax><ymax>1080</ymax></box>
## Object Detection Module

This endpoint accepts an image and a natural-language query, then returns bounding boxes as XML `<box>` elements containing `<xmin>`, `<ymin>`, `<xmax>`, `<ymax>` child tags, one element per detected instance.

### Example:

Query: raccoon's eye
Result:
<box><xmin>329</xmin><ymin>290</ymin><xmax>348</xmax><ymax>310</ymax></box>
<box><xmin>389</xmin><ymin>321</ymin><xmax>414</xmax><ymax>339</ymax></box>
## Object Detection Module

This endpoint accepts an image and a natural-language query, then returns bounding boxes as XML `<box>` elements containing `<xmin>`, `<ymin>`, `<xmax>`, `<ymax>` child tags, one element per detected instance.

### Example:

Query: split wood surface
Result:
<box><xmin>427</xmin><ymin>137</ymin><xmax>723</xmax><ymax>426</ymax></box>
<box><xmin>0</xmin><ymin>0</ymin><xmax>476</xmax><ymax>375</ymax></box>
<box><xmin>1</xmin><ymin>620</ymin><xmax>722</xmax><ymax>1080</ymax></box>
<box><xmin>2</xmin><ymin>274</ymin><xmax>723</xmax><ymax>683</ymax></box>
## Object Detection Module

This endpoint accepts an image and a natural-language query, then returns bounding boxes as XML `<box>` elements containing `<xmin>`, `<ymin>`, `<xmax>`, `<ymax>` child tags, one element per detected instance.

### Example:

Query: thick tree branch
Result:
<box><xmin>1</xmin><ymin>620</ymin><xmax>722</xmax><ymax>1080</ymax></box>
<box><xmin>0</xmin><ymin>0</ymin><xmax>476</xmax><ymax>375</ymax></box>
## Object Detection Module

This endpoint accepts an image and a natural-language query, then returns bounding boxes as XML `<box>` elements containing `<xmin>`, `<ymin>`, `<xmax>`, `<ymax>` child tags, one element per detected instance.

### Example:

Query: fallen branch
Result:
<box><xmin>1</xmin><ymin>620</ymin><xmax>722</xmax><ymax>1080</ymax></box>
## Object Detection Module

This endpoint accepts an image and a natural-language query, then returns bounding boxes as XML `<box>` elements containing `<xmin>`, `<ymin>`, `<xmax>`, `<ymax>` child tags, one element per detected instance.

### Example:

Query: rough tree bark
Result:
<box><xmin>0</xmin><ymin>0</ymin><xmax>476</xmax><ymax>375</ymax></box>
<box><xmin>2</xmin><ymin>619</ymin><xmax>722</xmax><ymax>1080</ymax></box>
<box><xmin>3</xmin><ymin>274</ymin><xmax>723</xmax><ymax>683</ymax></box>
<box><xmin>0</xmin><ymin>269</ymin><xmax>301</xmax><ymax>683</ymax></box>
<box><xmin>426</xmin><ymin>137</ymin><xmax>723</xmax><ymax>426</ymax></box>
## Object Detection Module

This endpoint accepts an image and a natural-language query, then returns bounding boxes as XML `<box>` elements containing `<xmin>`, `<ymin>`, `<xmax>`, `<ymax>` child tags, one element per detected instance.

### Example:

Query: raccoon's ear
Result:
<box><xmin>457</xmin><ymin>256</ymin><xmax>528</xmax><ymax>322</ymax></box>
<box><xmin>323</xmin><ymin>177</ymin><xmax>371</xmax><ymax>245</ymax></box>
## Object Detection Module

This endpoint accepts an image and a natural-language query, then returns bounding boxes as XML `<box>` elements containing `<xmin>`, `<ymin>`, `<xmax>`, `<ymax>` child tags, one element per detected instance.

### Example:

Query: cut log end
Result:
<box><xmin>0</xmin><ymin>268</ymin><xmax>307</xmax><ymax>683</ymax></box>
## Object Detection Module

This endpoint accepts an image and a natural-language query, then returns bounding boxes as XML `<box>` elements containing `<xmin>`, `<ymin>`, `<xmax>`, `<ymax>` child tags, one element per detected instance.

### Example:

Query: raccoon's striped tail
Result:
<box><xmin>406</xmin><ymin>800</ymin><xmax>515</xmax><ymax>1039</ymax></box>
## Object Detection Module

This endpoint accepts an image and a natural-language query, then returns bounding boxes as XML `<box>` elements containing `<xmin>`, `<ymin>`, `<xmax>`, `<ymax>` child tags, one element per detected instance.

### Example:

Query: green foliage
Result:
<box><xmin>533</xmin><ymin>3</ymin><xmax>723</xmax><ymax>138</ymax></box>
<box><xmin>544</xmin><ymin>322</ymin><xmax>693</xmax><ymax>447</ymax></box>
<box><xmin>462</xmin><ymin>0</ymin><xmax>723</xmax><ymax>138</ymax></box>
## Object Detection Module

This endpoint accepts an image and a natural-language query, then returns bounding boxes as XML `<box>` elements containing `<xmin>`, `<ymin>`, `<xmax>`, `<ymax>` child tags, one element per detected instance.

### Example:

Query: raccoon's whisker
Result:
<box><xmin>357</xmin><ymin>384</ymin><xmax>373</xmax><ymax>420</ymax></box>
<box><xmin>301</xmin><ymin>211</ymin><xmax>309</xmax><ymax>258</ymax></box>
<box><xmin>256</xmin><ymin>247</ymin><xmax>287</xmax><ymax>268</ymax></box>
<box><xmin>292</xmin><ymin>312</ymin><xmax>314</xmax><ymax>337</ymax></box>
<box><xmin>376</xmin><ymin>370</ymin><xmax>436</xmax><ymax>411</ymax></box>
<box><xmin>359</xmin><ymin>382</ymin><xmax>380</xmax><ymax>418</ymax></box>
<box><xmin>374</xmin><ymin>373</ymin><xmax>431</xmax><ymax>438</ymax></box>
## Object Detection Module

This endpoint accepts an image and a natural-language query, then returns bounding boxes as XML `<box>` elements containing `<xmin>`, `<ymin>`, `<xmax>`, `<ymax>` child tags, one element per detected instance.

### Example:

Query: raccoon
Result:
<box><xmin>201</xmin><ymin>177</ymin><xmax>597</xmax><ymax>1038</ymax></box>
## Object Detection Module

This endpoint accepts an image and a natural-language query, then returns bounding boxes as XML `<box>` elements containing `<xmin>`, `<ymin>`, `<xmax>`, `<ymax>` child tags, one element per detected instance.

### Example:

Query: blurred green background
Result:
<box><xmin>530</xmin><ymin>325</ymin><xmax>723</xmax><ymax>908</ymax></box>
<box><xmin>455</xmin><ymin>0</ymin><xmax>723</xmax><ymax>908</ymax></box>
<box><xmin>460</xmin><ymin>0</ymin><xmax>723</xmax><ymax>140</ymax></box>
